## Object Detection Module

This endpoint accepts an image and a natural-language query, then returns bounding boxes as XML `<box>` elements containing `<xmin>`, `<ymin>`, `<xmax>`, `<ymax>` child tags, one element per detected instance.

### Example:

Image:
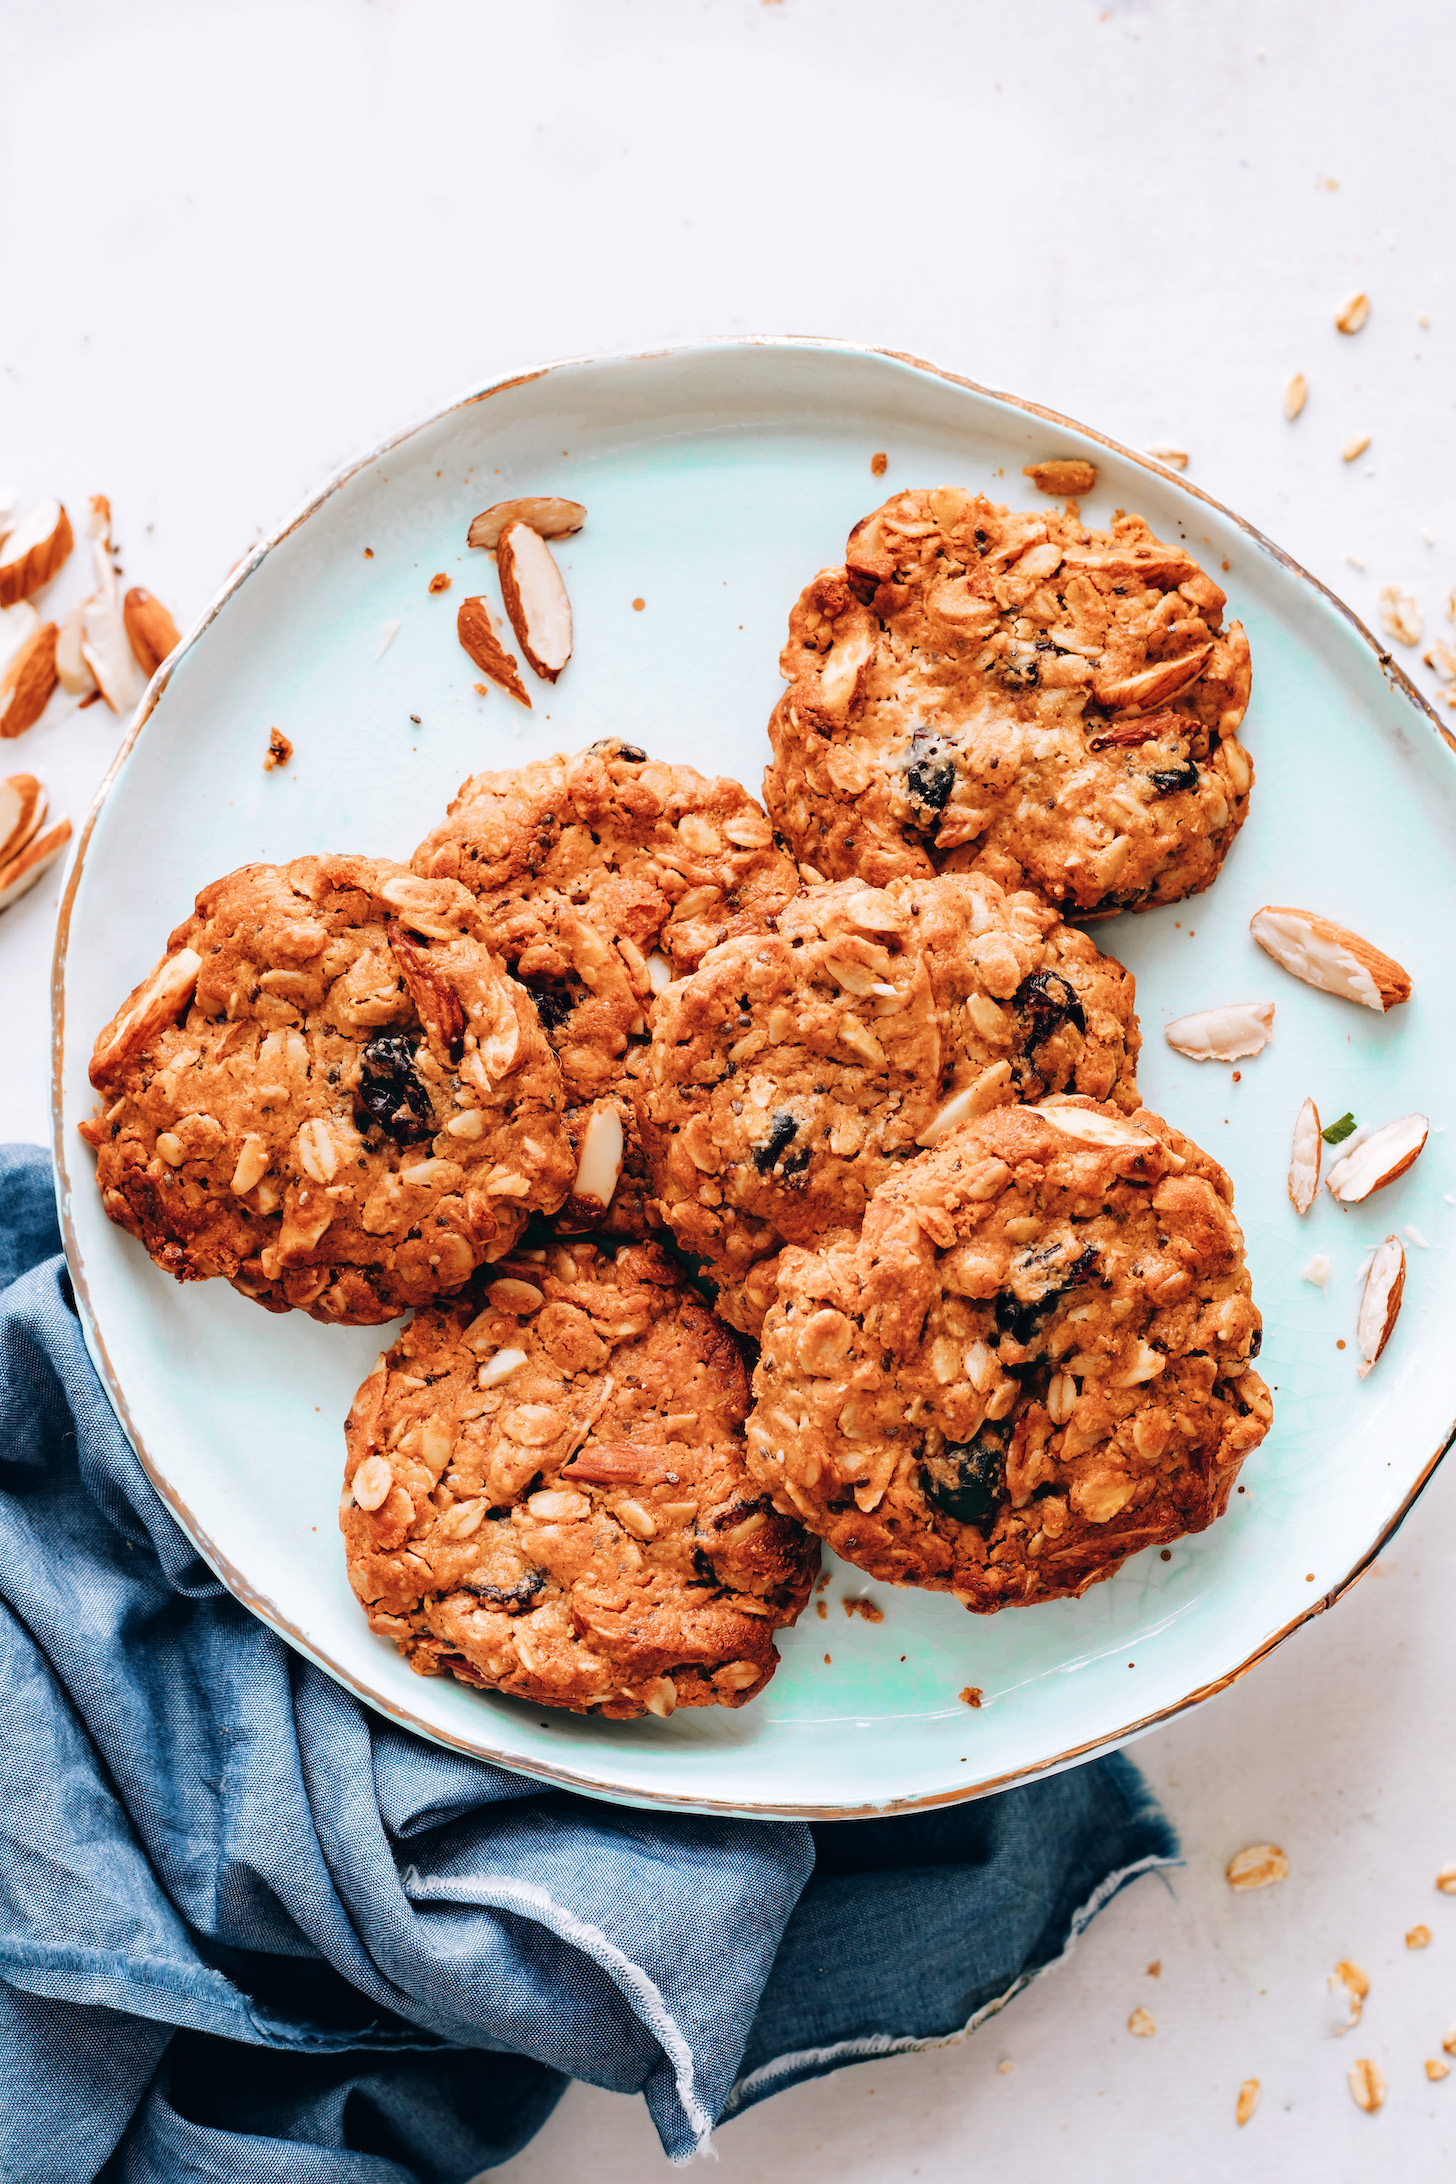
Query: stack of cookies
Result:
<box><xmin>79</xmin><ymin>485</ymin><xmax>1272</xmax><ymax>1722</ymax></box>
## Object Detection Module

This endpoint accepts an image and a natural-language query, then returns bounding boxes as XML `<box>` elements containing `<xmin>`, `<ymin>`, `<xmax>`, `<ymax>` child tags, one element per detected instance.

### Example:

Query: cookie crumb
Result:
<box><xmin>473</xmin><ymin>682</ymin><xmax>488</xmax><ymax>696</ymax></box>
<box><xmin>816</xmin><ymin>1600</ymin><xmax>827</xmax><ymax>1619</ymax></box>
<box><xmin>428</xmin><ymin>573</ymin><xmax>451</xmax><ymax>594</ymax></box>
<box><xmin>632</xmin><ymin>597</ymin><xmax>645</xmax><ymax>611</ymax></box>
<box><xmin>263</xmin><ymin>728</ymin><xmax>292</xmax><ymax>772</ymax></box>
<box><xmin>843</xmin><ymin>1595</ymin><xmax>884</xmax><ymax>1622</ymax></box>
<box><xmin>1146</xmin><ymin>1960</ymin><xmax>1161</xmax><ymax>1977</ymax></box>
<box><xmin>996</xmin><ymin>2058</ymin><xmax>1015</xmax><ymax>2074</ymax></box>
<box><xmin>959</xmin><ymin>1686</ymin><xmax>983</xmax><ymax>1708</ymax></box>
<box><xmin>363</xmin><ymin>547</ymin><xmax>374</xmax><ymax>558</ymax></box>
<box><xmin>1023</xmin><ymin>458</ymin><xmax>1097</xmax><ymax>496</ymax></box>
<box><xmin>870</xmin><ymin>452</ymin><xmax>888</xmax><ymax>477</ymax></box>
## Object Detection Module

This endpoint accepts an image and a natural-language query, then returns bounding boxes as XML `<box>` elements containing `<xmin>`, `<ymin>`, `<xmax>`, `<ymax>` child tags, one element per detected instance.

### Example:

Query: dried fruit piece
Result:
<box><xmin>1379</xmin><ymin>583</ymin><xmax>1422</xmax><ymax>646</ymax></box>
<box><xmin>1226</xmin><ymin>1842</ymin><xmax>1289</xmax><ymax>1891</ymax></box>
<box><xmin>1023</xmin><ymin>458</ymin><xmax>1097</xmax><ymax>496</ymax></box>
<box><xmin>0</xmin><ymin>815</ymin><xmax>70</xmax><ymax>914</ymax></box>
<box><xmin>457</xmin><ymin>596</ymin><xmax>530</xmax><ymax>706</ymax></box>
<box><xmin>1355</xmin><ymin>1236</ymin><xmax>1404</xmax><ymax>1378</ymax></box>
<box><xmin>0</xmin><ymin>499</ymin><xmax>73</xmax><ymax>607</ymax></box>
<box><xmin>1284</xmin><ymin>373</ymin><xmax>1308</xmax><ymax>420</ymax></box>
<box><xmin>1327</xmin><ymin>1115</ymin><xmax>1428</xmax><ymax>1205</ymax></box>
<box><xmin>1249</xmin><ymin>905</ymin><xmax>1411</xmax><ymax>1012</ymax></box>
<box><xmin>1289</xmin><ymin>1097</ymin><xmax>1321</xmax><ymax>1212</ymax></box>
<box><xmin>122</xmin><ymin>587</ymin><xmax>181</xmax><ymax>678</ymax></box>
<box><xmin>466</xmin><ymin>496</ymin><xmax>586</xmax><ymax>551</ymax></box>
<box><xmin>496</xmin><ymin>519</ymin><xmax>572</xmax><ymax>682</ymax></box>
<box><xmin>1165</xmin><ymin>1000</ymin><xmax>1273</xmax><ymax>1062</ymax></box>
<box><xmin>0</xmin><ymin>773</ymin><xmax>46</xmax><ymax>866</ymax></box>
<box><xmin>55</xmin><ymin>603</ymin><xmax>95</xmax><ymax>696</ymax></box>
<box><xmin>80</xmin><ymin>533</ymin><xmax>146</xmax><ymax>715</ymax></box>
<box><xmin>1347</xmin><ymin>2058</ymin><xmax>1384</xmax><ymax>2112</ymax></box>
<box><xmin>1336</xmin><ymin>292</ymin><xmax>1371</xmax><ymax>334</ymax></box>
<box><xmin>0</xmin><ymin>621</ymin><xmax>58</xmax><ymax>737</ymax></box>
<box><xmin>1236</xmin><ymin>2079</ymin><xmax>1260</xmax><ymax>2126</ymax></box>
<box><xmin>1127</xmin><ymin>2007</ymin><xmax>1156</xmax><ymax>2037</ymax></box>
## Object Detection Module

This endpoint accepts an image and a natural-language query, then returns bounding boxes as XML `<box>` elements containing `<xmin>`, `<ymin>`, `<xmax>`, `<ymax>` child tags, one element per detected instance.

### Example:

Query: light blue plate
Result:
<box><xmin>51</xmin><ymin>341</ymin><xmax>1456</xmax><ymax>1817</ymax></box>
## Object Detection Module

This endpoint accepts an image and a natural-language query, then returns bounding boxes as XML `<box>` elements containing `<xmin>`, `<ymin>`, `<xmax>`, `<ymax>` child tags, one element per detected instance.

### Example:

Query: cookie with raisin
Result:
<box><xmin>342</xmin><ymin>1239</ymin><xmax>816</xmax><ymax>1716</ymax></box>
<box><xmin>762</xmin><ymin>489</ymin><xmax>1253</xmax><ymax>911</ymax></box>
<box><xmin>78</xmin><ymin>856</ymin><xmax>573</xmax><ymax>1323</ymax></box>
<box><xmin>746</xmin><ymin>1098</ymin><xmax>1270</xmax><ymax>1608</ymax></box>
<box><xmin>636</xmin><ymin>871</ymin><xmax>1140</xmax><ymax>1333</ymax></box>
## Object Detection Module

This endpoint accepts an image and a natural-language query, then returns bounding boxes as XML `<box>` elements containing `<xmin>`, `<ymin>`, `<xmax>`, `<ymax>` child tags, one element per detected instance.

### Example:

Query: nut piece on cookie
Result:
<box><xmin>744</xmin><ymin>1097</ymin><xmax>1270</xmax><ymax>1609</ymax></box>
<box><xmin>341</xmin><ymin>1239</ymin><xmax>817</xmax><ymax>1715</ymax></box>
<box><xmin>636</xmin><ymin>871</ymin><xmax>1141</xmax><ymax>1334</ymax></box>
<box><xmin>77</xmin><ymin>854</ymin><xmax>575</xmax><ymax>1322</ymax></box>
<box><xmin>762</xmin><ymin>489</ymin><xmax>1253</xmax><ymax>912</ymax></box>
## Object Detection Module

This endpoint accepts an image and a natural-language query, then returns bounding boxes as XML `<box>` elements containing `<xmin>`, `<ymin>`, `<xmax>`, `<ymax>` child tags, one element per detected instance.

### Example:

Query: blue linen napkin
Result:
<box><xmin>0</xmin><ymin>1142</ymin><xmax>1177</xmax><ymax>2181</ymax></box>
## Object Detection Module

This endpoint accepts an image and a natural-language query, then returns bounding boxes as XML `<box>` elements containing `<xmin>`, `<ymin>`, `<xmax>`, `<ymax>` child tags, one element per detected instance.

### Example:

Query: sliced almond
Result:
<box><xmin>496</xmin><ymin>520</ymin><xmax>572</xmax><ymax>682</ymax></box>
<box><xmin>55</xmin><ymin>603</ymin><xmax>96</xmax><ymax>696</ymax></box>
<box><xmin>0</xmin><ymin>623</ymin><xmax>58</xmax><ymax>738</ymax></box>
<box><xmin>89</xmin><ymin>947</ymin><xmax>203</xmax><ymax>1089</ymax></box>
<box><xmin>1022</xmin><ymin>458</ymin><xmax>1097</xmax><ymax>497</ymax></box>
<box><xmin>1326</xmin><ymin>1114</ymin><xmax>1428</xmax><ymax>1205</ymax></box>
<box><xmin>916</xmin><ymin>1061</ymin><xmax>1014</xmax><ymax>1145</ymax></box>
<box><xmin>80</xmin><ymin>539</ymin><xmax>145</xmax><ymax>715</ymax></box>
<box><xmin>0</xmin><ymin>815</ymin><xmax>70</xmax><ymax>914</ymax></box>
<box><xmin>1036</xmin><ymin>1106</ymin><xmax>1158</xmax><ymax>1152</ymax></box>
<box><xmin>1093</xmin><ymin>642</ymin><xmax>1211</xmax><ymax>713</ymax></box>
<box><xmin>0</xmin><ymin>602</ymin><xmax>41</xmax><ymax>680</ymax></box>
<box><xmin>1225</xmin><ymin>1842</ymin><xmax>1288</xmax><ymax>1890</ymax></box>
<box><xmin>0</xmin><ymin>774</ymin><xmax>45</xmax><ymax>866</ymax></box>
<box><xmin>1164</xmin><ymin>1000</ymin><xmax>1273</xmax><ymax>1062</ymax></box>
<box><xmin>1378</xmin><ymin>582</ymin><xmax>1422</xmax><ymax>647</ymax></box>
<box><xmin>1355</xmin><ymin>1236</ymin><xmax>1405</xmax><ymax>1377</ymax></box>
<box><xmin>122</xmin><ymin>588</ymin><xmax>181</xmax><ymax>679</ymax></box>
<box><xmin>457</xmin><ymin>595</ymin><xmax>530</xmax><ymax>706</ymax></box>
<box><xmin>466</xmin><ymin>496</ymin><xmax>586</xmax><ymax>552</ymax></box>
<box><xmin>1249</xmin><ymin>905</ymin><xmax>1411</xmax><ymax>1011</ymax></box>
<box><xmin>571</xmin><ymin>1102</ymin><xmax>624</xmax><ymax>1210</ymax></box>
<box><xmin>1288</xmin><ymin>1096</ymin><xmax>1321</xmax><ymax>1213</ymax></box>
<box><xmin>0</xmin><ymin>500</ymin><xmax>73</xmax><ymax>608</ymax></box>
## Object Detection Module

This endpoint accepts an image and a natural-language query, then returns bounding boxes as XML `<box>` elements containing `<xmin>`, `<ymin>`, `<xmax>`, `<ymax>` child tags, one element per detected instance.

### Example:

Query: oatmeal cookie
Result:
<box><xmin>78</xmin><ymin>856</ymin><xmax>574</xmax><ymax>1323</ymax></box>
<box><xmin>762</xmin><ymin>490</ymin><xmax>1254</xmax><ymax>912</ymax></box>
<box><xmin>746</xmin><ymin>1098</ymin><xmax>1270</xmax><ymax>1609</ymax></box>
<box><xmin>637</xmin><ymin>872</ymin><xmax>1140</xmax><ymax>1333</ymax></box>
<box><xmin>342</xmin><ymin>1239</ymin><xmax>817</xmax><ymax>1716</ymax></box>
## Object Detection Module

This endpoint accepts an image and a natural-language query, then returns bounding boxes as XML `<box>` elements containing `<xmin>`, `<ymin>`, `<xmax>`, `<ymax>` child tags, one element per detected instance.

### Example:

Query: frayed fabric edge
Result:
<box><xmin>718</xmin><ymin>1844</ymin><xmax>1180</xmax><ymax>2123</ymax></box>
<box><xmin>402</xmin><ymin>1867</ymin><xmax>715</xmax><ymax>2156</ymax></box>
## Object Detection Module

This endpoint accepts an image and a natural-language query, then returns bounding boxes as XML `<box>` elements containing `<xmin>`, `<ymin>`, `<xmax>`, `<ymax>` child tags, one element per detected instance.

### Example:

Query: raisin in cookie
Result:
<box><xmin>636</xmin><ymin>872</ymin><xmax>1140</xmax><ymax>1334</ymax></box>
<box><xmin>746</xmin><ymin>1098</ymin><xmax>1270</xmax><ymax>1610</ymax></box>
<box><xmin>763</xmin><ymin>490</ymin><xmax>1253</xmax><ymax>912</ymax></box>
<box><xmin>342</xmin><ymin>1239</ymin><xmax>816</xmax><ymax>1716</ymax></box>
<box><xmin>79</xmin><ymin>856</ymin><xmax>574</xmax><ymax>1323</ymax></box>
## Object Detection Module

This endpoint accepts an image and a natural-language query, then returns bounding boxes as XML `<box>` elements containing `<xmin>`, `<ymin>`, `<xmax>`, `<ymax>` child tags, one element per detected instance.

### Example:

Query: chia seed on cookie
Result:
<box><xmin>746</xmin><ymin>1097</ymin><xmax>1270</xmax><ymax>1609</ymax></box>
<box><xmin>342</xmin><ymin>1239</ymin><xmax>817</xmax><ymax>1716</ymax></box>
<box><xmin>636</xmin><ymin>872</ymin><xmax>1140</xmax><ymax>1333</ymax></box>
<box><xmin>78</xmin><ymin>855</ymin><xmax>574</xmax><ymax>1323</ymax></box>
<box><xmin>762</xmin><ymin>489</ymin><xmax>1253</xmax><ymax>911</ymax></box>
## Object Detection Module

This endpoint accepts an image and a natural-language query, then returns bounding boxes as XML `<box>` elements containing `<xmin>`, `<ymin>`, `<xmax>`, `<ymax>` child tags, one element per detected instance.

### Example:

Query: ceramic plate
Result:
<box><xmin>52</xmin><ymin>340</ymin><xmax>1456</xmax><ymax>1818</ymax></box>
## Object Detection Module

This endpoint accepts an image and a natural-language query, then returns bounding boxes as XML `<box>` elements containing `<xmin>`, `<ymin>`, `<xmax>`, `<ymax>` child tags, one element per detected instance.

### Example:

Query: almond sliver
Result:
<box><xmin>1326</xmin><ymin>1112</ymin><xmax>1428</xmax><ymax>1204</ymax></box>
<box><xmin>496</xmin><ymin>520</ymin><xmax>572</xmax><ymax>682</ymax></box>
<box><xmin>1250</xmin><ymin>905</ymin><xmax>1411</xmax><ymax>1012</ymax></box>
<box><xmin>571</xmin><ymin>1103</ymin><xmax>624</xmax><ymax>1209</ymax></box>
<box><xmin>1288</xmin><ymin>1096</ymin><xmax>1321</xmax><ymax>1213</ymax></box>
<box><xmin>1036</xmin><ymin>1105</ymin><xmax>1158</xmax><ymax>1151</ymax></box>
<box><xmin>0</xmin><ymin>815</ymin><xmax>71</xmax><ymax>914</ymax></box>
<box><xmin>1165</xmin><ymin>1001</ymin><xmax>1274</xmax><ymax>1061</ymax></box>
<box><xmin>0</xmin><ymin>773</ymin><xmax>46</xmax><ymax>867</ymax></box>
<box><xmin>1356</xmin><ymin>1235</ymin><xmax>1404</xmax><ymax>1377</ymax></box>
<box><xmin>466</xmin><ymin>496</ymin><xmax>586</xmax><ymax>551</ymax></box>
<box><xmin>0</xmin><ymin>499</ymin><xmax>73</xmax><ymax>609</ymax></box>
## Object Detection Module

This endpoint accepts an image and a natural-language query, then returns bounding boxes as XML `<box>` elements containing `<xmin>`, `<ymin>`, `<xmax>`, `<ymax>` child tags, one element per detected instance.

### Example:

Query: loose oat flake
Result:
<box><xmin>1378</xmin><ymin>583</ymin><xmax>1422</xmax><ymax>647</ymax></box>
<box><xmin>1342</xmin><ymin>433</ymin><xmax>1372</xmax><ymax>463</ymax></box>
<box><xmin>1336</xmin><ymin>292</ymin><xmax>1371</xmax><ymax>335</ymax></box>
<box><xmin>1284</xmin><ymin>374</ymin><xmax>1307</xmax><ymax>421</ymax></box>
<box><xmin>1427</xmin><ymin>2059</ymin><xmax>1450</xmax><ymax>2082</ymax></box>
<box><xmin>1226</xmin><ymin>1843</ymin><xmax>1289</xmax><ymax>1891</ymax></box>
<box><xmin>1407</xmin><ymin>1925</ymin><xmax>1432</xmax><ymax>1949</ymax></box>
<box><xmin>1436</xmin><ymin>1864</ymin><xmax>1456</xmax><ymax>1894</ymax></box>
<box><xmin>1236</xmin><ymin>2078</ymin><xmax>1260</xmax><ymax>2126</ymax></box>
<box><xmin>1127</xmin><ymin>2008</ymin><xmax>1156</xmax><ymax>2037</ymax></box>
<box><xmin>1347</xmin><ymin>2057</ymin><xmax>1385</xmax><ymax>2112</ymax></box>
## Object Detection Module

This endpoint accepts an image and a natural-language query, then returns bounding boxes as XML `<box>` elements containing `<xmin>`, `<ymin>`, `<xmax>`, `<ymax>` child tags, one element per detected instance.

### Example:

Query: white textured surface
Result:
<box><xmin>3</xmin><ymin>0</ymin><xmax>1455</xmax><ymax>2172</ymax></box>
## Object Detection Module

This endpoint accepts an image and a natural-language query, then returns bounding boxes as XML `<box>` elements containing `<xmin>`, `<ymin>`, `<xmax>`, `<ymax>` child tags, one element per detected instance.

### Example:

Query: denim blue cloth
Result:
<box><xmin>0</xmin><ymin>1142</ymin><xmax>1177</xmax><ymax>2180</ymax></box>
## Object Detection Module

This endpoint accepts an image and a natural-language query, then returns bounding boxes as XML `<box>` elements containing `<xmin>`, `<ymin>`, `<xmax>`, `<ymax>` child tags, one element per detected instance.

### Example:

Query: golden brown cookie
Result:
<box><xmin>636</xmin><ymin>872</ymin><xmax>1140</xmax><ymax>1333</ymax></box>
<box><xmin>78</xmin><ymin>856</ymin><xmax>574</xmax><ymax>1323</ymax></box>
<box><xmin>342</xmin><ymin>1240</ymin><xmax>817</xmax><ymax>1716</ymax></box>
<box><xmin>746</xmin><ymin>1098</ymin><xmax>1270</xmax><ymax>1610</ymax></box>
<box><xmin>762</xmin><ymin>490</ymin><xmax>1253</xmax><ymax>912</ymax></box>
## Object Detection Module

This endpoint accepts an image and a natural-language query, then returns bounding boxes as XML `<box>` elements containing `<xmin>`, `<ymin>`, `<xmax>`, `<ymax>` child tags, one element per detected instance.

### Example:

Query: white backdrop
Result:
<box><xmin>3</xmin><ymin>2</ymin><xmax>1455</xmax><ymax>2176</ymax></box>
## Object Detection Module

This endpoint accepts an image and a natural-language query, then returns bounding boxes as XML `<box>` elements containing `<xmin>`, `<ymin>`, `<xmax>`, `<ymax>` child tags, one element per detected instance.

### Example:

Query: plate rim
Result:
<box><xmin>48</xmin><ymin>332</ymin><xmax>1456</xmax><ymax>1818</ymax></box>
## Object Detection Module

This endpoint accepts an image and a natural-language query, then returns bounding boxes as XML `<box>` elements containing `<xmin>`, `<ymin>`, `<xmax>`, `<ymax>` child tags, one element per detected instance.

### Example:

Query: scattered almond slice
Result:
<box><xmin>0</xmin><ymin>621</ymin><xmax>58</xmax><ymax>738</ymax></box>
<box><xmin>1336</xmin><ymin>292</ymin><xmax>1370</xmax><ymax>335</ymax></box>
<box><xmin>1327</xmin><ymin>1114</ymin><xmax>1428</xmax><ymax>1205</ymax></box>
<box><xmin>1036</xmin><ymin>1106</ymin><xmax>1158</xmax><ymax>1152</ymax></box>
<box><xmin>1378</xmin><ymin>582</ymin><xmax>1422</xmax><ymax>646</ymax></box>
<box><xmin>1289</xmin><ymin>1096</ymin><xmax>1321</xmax><ymax>1211</ymax></box>
<box><xmin>496</xmin><ymin>519</ymin><xmax>573</xmax><ymax>682</ymax></box>
<box><xmin>1249</xmin><ymin>905</ymin><xmax>1411</xmax><ymax>1011</ymax></box>
<box><xmin>80</xmin><ymin>537</ymin><xmax>145</xmax><ymax>715</ymax></box>
<box><xmin>1022</xmin><ymin>459</ymin><xmax>1097</xmax><ymax>496</ymax></box>
<box><xmin>466</xmin><ymin>496</ymin><xmax>586</xmax><ymax>551</ymax></box>
<box><xmin>1165</xmin><ymin>1001</ymin><xmax>1274</xmax><ymax>1062</ymax></box>
<box><xmin>89</xmin><ymin>947</ymin><xmax>203</xmax><ymax>1089</ymax></box>
<box><xmin>1355</xmin><ymin>1236</ymin><xmax>1405</xmax><ymax>1376</ymax></box>
<box><xmin>0</xmin><ymin>815</ymin><xmax>71</xmax><ymax>914</ymax></box>
<box><xmin>0</xmin><ymin>602</ymin><xmax>41</xmax><ymax>693</ymax></box>
<box><xmin>0</xmin><ymin>774</ymin><xmax>46</xmax><ymax>866</ymax></box>
<box><xmin>916</xmin><ymin>1062</ymin><xmax>1014</xmax><ymax>1145</ymax></box>
<box><xmin>55</xmin><ymin>603</ymin><xmax>96</xmax><ymax>696</ymax></box>
<box><xmin>0</xmin><ymin>500</ymin><xmax>73</xmax><ymax>608</ymax></box>
<box><xmin>1284</xmin><ymin>373</ymin><xmax>1308</xmax><ymax>420</ymax></box>
<box><xmin>122</xmin><ymin>588</ymin><xmax>181</xmax><ymax>679</ymax></box>
<box><xmin>1226</xmin><ymin>1842</ymin><xmax>1288</xmax><ymax>1891</ymax></box>
<box><xmin>457</xmin><ymin>596</ymin><xmax>530</xmax><ymax>706</ymax></box>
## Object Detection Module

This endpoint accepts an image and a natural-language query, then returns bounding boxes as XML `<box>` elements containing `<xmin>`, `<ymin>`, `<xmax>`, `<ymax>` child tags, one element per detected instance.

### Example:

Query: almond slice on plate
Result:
<box><xmin>89</xmin><ymin>946</ymin><xmax>204</xmax><ymax>1089</ymax></box>
<box><xmin>55</xmin><ymin>603</ymin><xmax>96</xmax><ymax>696</ymax></box>
<box><xmin>457</xmin><ymin>595</ymin><xmax>530</xmax><ymax>706</ymax></box>
<box><xmin>1326</xmin><ymin>1113</ymin><xmax>1428</xmax><ymax>1204</ymax></box>
<box><xmin>466</xmin><ymin>496</ymin><xmax>586</xmax><ymax>552</ymax></box>
<box><xmin>0</xmin><ymin>815</ymin><xmax>71</xmax><ymax>914</ymax></box>
<box><xmin>0</xmin><ymin>774</ymin><xmax>46</xmax><ymax>866</ymax></box>
<box><xmin>1249</xmin><ymin>905</ymin><xmax>1411</xmax><ymax>1011</ymax></box>
<box><xmin>122</xmin><ymin>588</ymin><xmax>181</xmax><ymax>679</ymax></box>
<box><xmin>0</xmin><ymin>622</ymin><xmax>58</xmax><ymax>738</ymax></box>
<box><xmin>0</xmin><ymin>500</ymin><xmax>73</xmax><ymax>608</ymax></box>
<box><xmin>497</xmin><ymin>520</ymin><xmax>573</xmax><ymax>682</ymax></box>
<box><xmin>1165</xmin><ymin>1000</ymin><xmax>1274</xmax><ymax>1061</ymax></box>
<box><xmin>1288</xmin><ymin>1096</ymin><xmax>1321</xmax><ymax>1212</ymax></box>
<box><xmin>81</xmin><ymin>538</ymin><xmax>146</xmax><ymax>714</ymax></box>
<box><xmin>1356</xmin><ymin>1235</ymin><xmax>1405</xmax><ymax>1377</ymax></box>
